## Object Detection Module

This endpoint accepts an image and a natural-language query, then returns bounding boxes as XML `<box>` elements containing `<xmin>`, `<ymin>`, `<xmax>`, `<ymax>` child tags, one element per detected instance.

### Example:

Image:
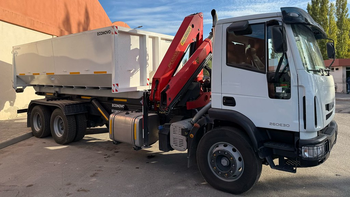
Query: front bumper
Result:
<box><xmin>298</xmin><ymin>120</ymin><xmax>338</xmax><ymax>167</ymax></box>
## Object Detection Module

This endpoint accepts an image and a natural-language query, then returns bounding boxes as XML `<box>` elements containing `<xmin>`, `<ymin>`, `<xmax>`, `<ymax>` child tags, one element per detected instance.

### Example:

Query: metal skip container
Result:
<box><xmin>12</xmin><ymin>26</ymin><xmax>173</xmax><ymax>98</ymax></box>
<box><xmin>109</xmin><ymin>111</ymin><xmax>159</xmax><ymax>147</ymax></box>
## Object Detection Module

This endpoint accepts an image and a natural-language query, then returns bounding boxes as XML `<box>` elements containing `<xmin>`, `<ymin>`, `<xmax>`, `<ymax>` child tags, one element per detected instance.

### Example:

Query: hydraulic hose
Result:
<box><xmin>190</xmin><ymin>101</ymin><xmax>211</xmax><ymax>124</ymax></box>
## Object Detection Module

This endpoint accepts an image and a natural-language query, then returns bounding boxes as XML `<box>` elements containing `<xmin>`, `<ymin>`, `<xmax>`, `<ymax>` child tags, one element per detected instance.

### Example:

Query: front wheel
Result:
<box><xmin>197</xmin><ymin>127</ymin><xmax>262</xmax><ymax>194</ymax></box>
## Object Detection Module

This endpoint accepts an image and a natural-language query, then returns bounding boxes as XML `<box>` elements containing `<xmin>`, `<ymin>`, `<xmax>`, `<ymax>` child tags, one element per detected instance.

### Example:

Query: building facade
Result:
<box><xmin>0</xmin><ymin>0</ymin><xmax>127</xmax><ymax>120</ymax></box>
<box><xmin>325</xmin><ymin>59</ymin><xmax>350</xmax><ymax>93</ymax></box>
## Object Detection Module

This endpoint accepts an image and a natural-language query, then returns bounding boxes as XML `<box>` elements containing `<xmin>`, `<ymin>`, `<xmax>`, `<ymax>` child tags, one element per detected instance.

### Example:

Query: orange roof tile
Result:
<box><xmin>324</xmin><ymin>59</ymin><xmax>350</xmax><ymax>67</ymax></box>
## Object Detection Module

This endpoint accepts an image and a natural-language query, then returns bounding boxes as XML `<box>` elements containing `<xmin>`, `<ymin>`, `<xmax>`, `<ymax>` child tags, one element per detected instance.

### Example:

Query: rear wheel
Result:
<box><xmin>74</xmin><ymin>114</ymin><xmax>87</xmax><ymax>142</ymax></box>
<box><xmin>50</xmin><ymin>108</ymin><xmax>76</xmax><ymax>145</ymax></box>
<box><xmin>197</xmin><ymin>127</ymin><xmax>262</xmax><ymax>194</ymax></box>
<box><xmin>30</xmin><ymin>105</ymin><xmax>51</xmax><ymax>138</ymax></box>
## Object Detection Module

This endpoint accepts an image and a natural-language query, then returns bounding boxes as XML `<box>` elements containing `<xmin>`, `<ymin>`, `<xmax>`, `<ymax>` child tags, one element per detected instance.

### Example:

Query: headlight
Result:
<box><xmin>301</xmin><ymin>142</ymin><xmax>326</xmax><ymax>159</ymax></box>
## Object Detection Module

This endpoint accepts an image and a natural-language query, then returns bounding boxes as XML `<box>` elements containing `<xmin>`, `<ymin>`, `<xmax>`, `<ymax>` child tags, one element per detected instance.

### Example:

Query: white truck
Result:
<box><xmin>12</xmin><ymin>7</ymin><xmax>337</xmax><ymax>194</ymax></box>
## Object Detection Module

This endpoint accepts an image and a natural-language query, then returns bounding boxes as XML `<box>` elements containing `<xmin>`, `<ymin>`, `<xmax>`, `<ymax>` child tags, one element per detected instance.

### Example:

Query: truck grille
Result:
<box><xmin>286</xmin><ymin>159</ymin><xmax>301</xmax><ymax>167</ymax></box>
<box><xmin>326</xmin><ymin>111</ymin><xmax>333</xmax><ymax>120</ymax></box>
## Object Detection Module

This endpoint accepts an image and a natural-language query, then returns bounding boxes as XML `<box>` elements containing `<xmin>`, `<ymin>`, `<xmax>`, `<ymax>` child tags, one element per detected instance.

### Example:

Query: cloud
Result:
<box><xmin>214</xmin><ymin>0</ymin><xmax>310</xmax><ymax>19</ymax></box>
<box><xmin>117</xmin><ymin>6</ymin><xmax>173</xmax><ymax>16</ymax></box>
<box><xmin>101</xmin><ymin>0</ymin><xmax>315</xmax><ymax>35</ymax></box>
<box><xmin>119</xmin><ymin>17</ymin><xmax>183</xmax><ymax>34</ymax></box>
<box><xmin>105</xmin><ymin>2</ymin><xmax>188</xmax><ymax>34</ymax></box>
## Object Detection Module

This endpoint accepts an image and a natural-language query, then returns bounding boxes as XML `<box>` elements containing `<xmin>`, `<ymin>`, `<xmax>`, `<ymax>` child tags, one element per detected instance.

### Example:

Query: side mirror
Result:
<box><xmin>327</xmin><ymin>42</ymin><xmax>335</xmax><ymax>59</ymax></box>
<box><xmin>271</xmin><ymin>26</ymin><xmax>286</xmax><ymax>53</ymax></box>
<box><xmin>227</xmin><ymin>20</ymin><xmax>252</xmax><ymax>35</ymax></box>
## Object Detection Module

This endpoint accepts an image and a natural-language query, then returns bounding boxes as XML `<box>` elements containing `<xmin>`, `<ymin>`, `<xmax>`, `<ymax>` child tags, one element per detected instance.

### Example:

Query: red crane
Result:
<box><xmin>150</xmin><ymin>12</ymin><xmax>212</xmax><ymax>112</ymax></box>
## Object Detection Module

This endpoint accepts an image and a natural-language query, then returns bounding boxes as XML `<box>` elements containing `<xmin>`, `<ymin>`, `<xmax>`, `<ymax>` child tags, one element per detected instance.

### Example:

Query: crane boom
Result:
<box><xmin>150</xmin><ymin>13</ymin><xmax>204</xmax><ymax>103</ymax></box>
<box><xmin>150</xmin><ymin>12</ymin><xmax>212</xmax><ymax>111</ymax></box>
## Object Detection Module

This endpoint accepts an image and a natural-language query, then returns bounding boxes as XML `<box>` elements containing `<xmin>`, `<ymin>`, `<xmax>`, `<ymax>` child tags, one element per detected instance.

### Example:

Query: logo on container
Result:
<box><xmin>97</xmin><ymin>30</ymin><xmax>111</xmax><ymax>36</ymax></box>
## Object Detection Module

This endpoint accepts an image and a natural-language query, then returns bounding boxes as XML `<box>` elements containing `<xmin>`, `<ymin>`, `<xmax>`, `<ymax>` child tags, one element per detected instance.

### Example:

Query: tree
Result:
<box><xmin>307</xmin><ymin>0</ymin><xmax>329</xmax><ymax>59</ymax></box>
<box><xmin>336</xmin><ymin>0</ymin><xmax>350</xmax><ymax>58</ymax></box>
<box><xmin>319</xmin><ymin>0</ymin><xmax>330</xmax><ymax>59</ymax></box>
<box><xmin>328</xmin><ymin>3</ymin><xmax>338</xmax><ymax>55</ymax></box>
<box><xmin>203</xmin><ymin>59</ymin><xmax>212</xmax><ymax>77</ymax></box>
<box><xmin>307</xmin><ymin>0</ymin><xmax>320</xmax><ymax>20</ymax></box>
<box><xmin>347</xmin><ymin>18</ymin><xmax>350</xmax><ymax>57</ymax></box>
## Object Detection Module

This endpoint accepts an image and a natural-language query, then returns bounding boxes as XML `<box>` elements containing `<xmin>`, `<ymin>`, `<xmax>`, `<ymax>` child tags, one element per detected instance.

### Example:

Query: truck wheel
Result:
<box><xmin>30</xmin><ymin>105</ymin><xmax>51</xmax><ymax>138</ymax></box>
<box><xmin>197</xmin><ymin>127</ymin><xmax>262</xmax><ymax>194</ymax></box>
<box><xmin>74</xmin><ymin>114</ymin><xmax>87</xmax><ymax>142</ymax></box>
<box><xmin>50</xmin><ymin>108</ymin><xmax>76</xmax><ymax>145</ymax></box>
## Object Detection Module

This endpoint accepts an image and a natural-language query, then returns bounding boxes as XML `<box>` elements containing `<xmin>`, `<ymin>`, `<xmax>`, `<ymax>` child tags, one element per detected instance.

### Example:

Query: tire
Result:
<box><xmin>30</xmin><ymin>105</ymin><xmax>51</xmax><ymax>138</ymax></box>
<box><xmin>74</xmin><ymin>114</ymin><xmax>87</xmax><ymax>142</ymax></box>
<box><xmin>50</xmin><ymin>108</ymin><xmax>76</xmax><ymax>145</ymax></box>
<box><xmin>197</xmin><ymin>127</ymin><xmax>262</xmax><ymax>194</ymax></box>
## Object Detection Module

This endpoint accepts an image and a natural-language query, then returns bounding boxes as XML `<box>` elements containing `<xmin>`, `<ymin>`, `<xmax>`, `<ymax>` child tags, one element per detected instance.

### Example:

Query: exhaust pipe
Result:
<box><xmin>209</xmin><ymin>9</ymin><xmax>218</xmax><ymax>40</ymax></box>
<box><xmin>211</xmin><ymin>9</ymin><xmax>217</xmax><ymax>29</ymax></box>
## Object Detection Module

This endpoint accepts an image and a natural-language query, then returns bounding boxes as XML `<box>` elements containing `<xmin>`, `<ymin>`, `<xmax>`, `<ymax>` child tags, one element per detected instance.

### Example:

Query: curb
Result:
<box><xmin>336</xmin><ymin>98</ymin><xmax>350</xmax><ymax>101</ymax></box>
<box><xmin>0</xmin><ymin>133</ymin><xmax>33</xmax><ymax>150</ymax></box>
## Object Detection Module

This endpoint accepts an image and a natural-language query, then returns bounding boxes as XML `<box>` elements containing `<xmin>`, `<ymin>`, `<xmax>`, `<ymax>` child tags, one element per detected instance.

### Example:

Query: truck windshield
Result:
<box><xmin>291</xmin><ymin>24</ymin><xmax>326</xmax><ymax>73</ymax></box>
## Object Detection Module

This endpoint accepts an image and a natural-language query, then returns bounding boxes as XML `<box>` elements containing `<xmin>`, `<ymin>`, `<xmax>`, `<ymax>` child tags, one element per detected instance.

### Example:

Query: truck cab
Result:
<box><xmin>199</xmin><ymin>7</ymin><xmax>337</xmax><ymax>192</ymax></box>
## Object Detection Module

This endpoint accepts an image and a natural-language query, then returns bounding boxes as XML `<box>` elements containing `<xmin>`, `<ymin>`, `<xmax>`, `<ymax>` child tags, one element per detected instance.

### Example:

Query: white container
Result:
<box><xmin>12</xmin><ymin>26</ymin><xmax>173</xmax><ymax>96</ymax></box>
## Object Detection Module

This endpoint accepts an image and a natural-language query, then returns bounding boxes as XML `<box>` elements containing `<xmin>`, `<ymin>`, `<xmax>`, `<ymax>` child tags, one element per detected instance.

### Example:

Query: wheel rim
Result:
<box><xmin>33</xmin><ymin>113</ymin><xmax>42</xmax><ymax>131</ymax></box>
<box><xmin>208</xmin><ymin>142</ymin><xmax>244</xmax><ymax>182</ymax></box>
<box><xmin>53</xmin><ymin>115</ymin><xmax>64</xmax><ymax>138</ymax></box>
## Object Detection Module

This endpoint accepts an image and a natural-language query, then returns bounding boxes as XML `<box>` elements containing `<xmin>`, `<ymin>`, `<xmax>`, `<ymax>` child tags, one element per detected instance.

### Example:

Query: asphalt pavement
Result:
<box><xmin>0</xmin><ymin>114</ymin><xmax>32</xmax><ymax>149</ymax></box>
<box><xmin>0</xmin><ymin>112</ymin><xmax>349</xmax><ymax>196</ymax></box>
<box><xmin>335</xmin><ymin>92</ymin><xmax>350</xmax><ymax>101</ymax></box>
<box><xmin>0</xmin><ymin>94</ymin><xmax>349</xmax><ymax>196</ymax></box>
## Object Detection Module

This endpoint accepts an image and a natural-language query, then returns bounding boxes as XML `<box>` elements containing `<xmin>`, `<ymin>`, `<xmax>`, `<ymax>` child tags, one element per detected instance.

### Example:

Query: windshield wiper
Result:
<box><xmin>307</xmin><ymin>68</ymin><xmax>329</xmax><ymax>76</ymax></box>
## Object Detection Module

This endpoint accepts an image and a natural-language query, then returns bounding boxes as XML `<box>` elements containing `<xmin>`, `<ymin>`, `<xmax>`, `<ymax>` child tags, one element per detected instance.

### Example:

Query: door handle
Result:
<box><xmin>223</xmin><ymin>96</ymin><xmax>236</xmax><ymax>106</ymax></box>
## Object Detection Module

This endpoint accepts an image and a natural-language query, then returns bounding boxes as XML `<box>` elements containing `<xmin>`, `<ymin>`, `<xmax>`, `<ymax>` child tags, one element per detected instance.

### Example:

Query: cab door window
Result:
<box><xmin>267</xmin><ymin>25</ymin><xmax>291</xmax><ymax>99</ymax></box>
<box><xmin>226</xmin><ymin>23</ymin><xmax>265</xmax><ymax>73</ymax></box>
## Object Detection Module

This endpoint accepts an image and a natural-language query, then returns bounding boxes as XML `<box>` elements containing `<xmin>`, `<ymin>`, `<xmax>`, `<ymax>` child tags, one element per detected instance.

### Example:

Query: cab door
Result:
<box><xmin>218</xmin><ymin>19</ymin><xmax>299</xmax><ymax>132</ymax></box>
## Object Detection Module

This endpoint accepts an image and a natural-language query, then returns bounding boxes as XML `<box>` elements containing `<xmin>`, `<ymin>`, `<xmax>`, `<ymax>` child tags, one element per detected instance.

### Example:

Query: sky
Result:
<box><xmin>98</xmin><ymin>0</ymin><xmax>333</xmax><ymax>36</ymax></box>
